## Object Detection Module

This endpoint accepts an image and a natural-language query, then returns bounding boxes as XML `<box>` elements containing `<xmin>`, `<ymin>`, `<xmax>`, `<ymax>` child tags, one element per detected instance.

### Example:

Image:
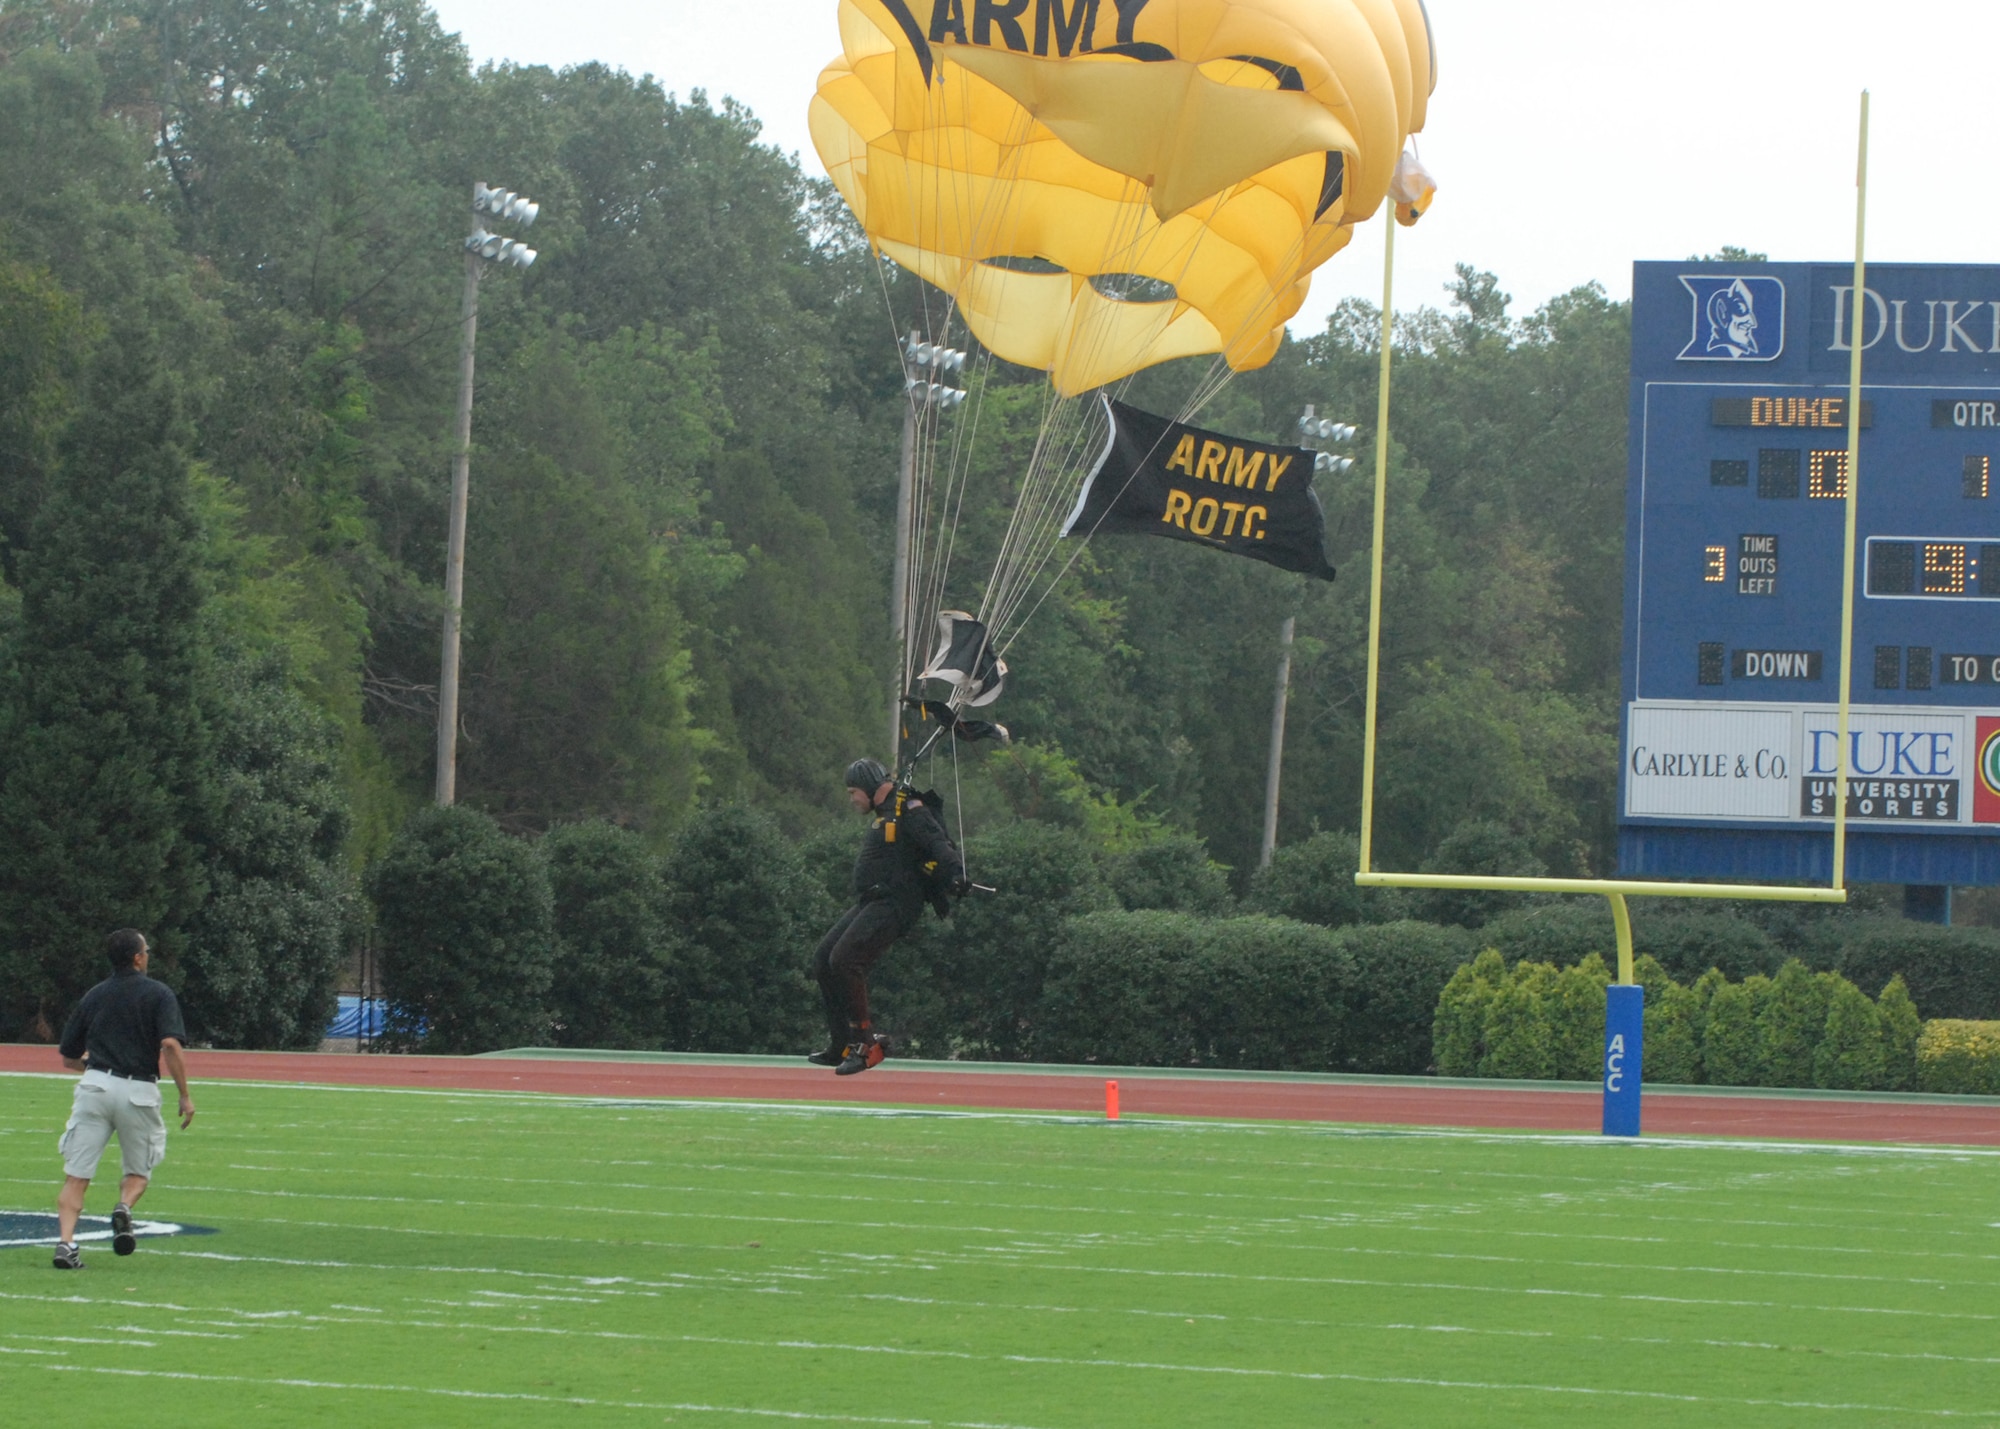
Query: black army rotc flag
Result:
<box><xmin>1061</xmin><ymin>398</ymin><xmax>1337</xmax><ymax>580</ymax></box>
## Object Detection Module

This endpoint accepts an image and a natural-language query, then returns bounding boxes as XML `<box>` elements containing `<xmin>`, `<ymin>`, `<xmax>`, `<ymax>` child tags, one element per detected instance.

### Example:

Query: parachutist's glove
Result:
<box><xmin>950</xmin><ymin>877</ymin><xmax>971</xmax><ymax>898</ymax></box>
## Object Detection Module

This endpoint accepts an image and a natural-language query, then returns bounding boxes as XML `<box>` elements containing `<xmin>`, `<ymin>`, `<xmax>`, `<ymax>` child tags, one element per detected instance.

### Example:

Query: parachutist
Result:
<box><xmin>807</xmin><ymin>758</ymin><xmax>966</xmax><ymax>1075</ymax></box>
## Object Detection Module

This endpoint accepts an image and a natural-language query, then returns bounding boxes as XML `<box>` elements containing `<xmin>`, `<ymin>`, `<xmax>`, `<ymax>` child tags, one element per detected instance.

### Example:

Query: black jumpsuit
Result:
<box><xmin>811</xmin><ymin>791</ymin><xmax>963</xmax><ymax>1048</ymax></box>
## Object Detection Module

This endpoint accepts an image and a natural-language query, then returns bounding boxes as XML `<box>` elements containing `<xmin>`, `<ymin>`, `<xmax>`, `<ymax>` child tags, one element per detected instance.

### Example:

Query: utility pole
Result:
<box><xmin>435</xmin><ymin>181</ymin><xmax>539</xmax><ymax>806</ymax></box>
<box><xmin>1260</xmin><ymin>615</ymin><xmax>1296</xmax><ymax>869</ymax></box>
<box><xmin>435</xmin><ymin>230</ymin><xmax>481</xmax><ymax>807</ymax></box>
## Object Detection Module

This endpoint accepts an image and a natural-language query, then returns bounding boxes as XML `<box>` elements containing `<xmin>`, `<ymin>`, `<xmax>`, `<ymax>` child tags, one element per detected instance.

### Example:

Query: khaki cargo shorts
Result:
<box><xmin>59</xmin><ymin>1070</ymin><xmax>167</xmax><ymax>1180</ymax></box>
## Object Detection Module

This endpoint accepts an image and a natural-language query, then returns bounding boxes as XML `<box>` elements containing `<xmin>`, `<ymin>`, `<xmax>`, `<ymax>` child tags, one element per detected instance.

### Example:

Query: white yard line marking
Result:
<box><xmin>4</xmin><ymin>1334</ymin><xmax>158</xmax><ymax>1348</ymax></box>
<box><xmin>140</xmin><ymin>1246</ymin><xmax>1999</xmax><ymax>1328</ymax></box>
<box><xmin>0</xmin><ymin>1291</ymin><xmax>196</xmax><ymax>1312</ymax></box>
<box><xmin>19</xmin><ymin>1343</ymin><xmax>1997</xmax><ymax>1419</ymax></box>
<box><xmin>28</xmin><ymin>1365</ymin><xmax>1058</xmax><ymax>1427</ymax></box>
<box><xmin>182</xmin><ymin>1303</ymin><xmax>2000</xmax><ymax>1370</ymax></box>
<box><xmin>111</xmin><ymin>1325</ymin><xmax>245</xmax><ymax>1340</ymax></box>
<box><xmin>116</xmin><ymin>1181</ymin><xmax>2000</xmax><ymax>1289</ymax></box>
<box><xmin>831</xmin><ymin>1252</ymin><xmax>2000</xmax><ymax>1322</ymax></box>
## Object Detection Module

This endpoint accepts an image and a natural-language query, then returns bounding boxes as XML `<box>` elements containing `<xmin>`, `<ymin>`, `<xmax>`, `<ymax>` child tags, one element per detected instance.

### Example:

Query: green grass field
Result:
<box><xmin>2</xmin><ymin>1074</ymin><xmax>1996</xmax><ymax>1426</ymax></box>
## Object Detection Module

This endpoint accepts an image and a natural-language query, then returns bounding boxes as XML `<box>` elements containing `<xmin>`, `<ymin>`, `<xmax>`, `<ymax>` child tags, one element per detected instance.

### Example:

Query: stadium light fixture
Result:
<box><xmin>1298</xmin><ymin>404</ymin><xmax>1357</xmax><ymax>475</ymax></box>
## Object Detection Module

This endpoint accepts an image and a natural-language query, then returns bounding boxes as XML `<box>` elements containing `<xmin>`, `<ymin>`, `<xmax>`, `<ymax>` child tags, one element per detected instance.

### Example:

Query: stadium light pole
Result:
<box><xmin>1259</xmin><ymin>407</ymin><xmax>1359</xmax><ymax>867</ymax></box>
<box><xmin>889</xmin><ymin>330</ymin><xmax>968</xmax><ymax>758</ymax></box>
<box><xmin>436</xmin><ymin>181</ymin><xmax>539</xmax><ymax>807</ymax></box>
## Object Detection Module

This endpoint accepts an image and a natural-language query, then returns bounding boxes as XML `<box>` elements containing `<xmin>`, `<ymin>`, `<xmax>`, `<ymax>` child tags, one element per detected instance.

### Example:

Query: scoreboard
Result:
<box><xmin>1620</xmin><ymin>261</ymin><xmax>2000</xmax><ymax>886</ymax></box>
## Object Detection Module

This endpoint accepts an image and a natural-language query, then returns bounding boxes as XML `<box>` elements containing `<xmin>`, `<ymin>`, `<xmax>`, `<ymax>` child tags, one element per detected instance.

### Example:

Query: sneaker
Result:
<box><xmin>836</xmin><ymin>1037</ymin><xmax>886</xmax><ymax>1076</ymax></box>
<box><xmin>111</xmin><ymin>1204</ymin><xmax>136</xmax><ymax>1257</ymax></box>
<box><xmin>52</xmin><ymin>1243</ymin><xmax>82</xmax><ymax>1271</ymax></box>
<box><xmin>805</xmin><ymin>1047</ymin><xmax>844</xmax><ymax>1067</ymax></box>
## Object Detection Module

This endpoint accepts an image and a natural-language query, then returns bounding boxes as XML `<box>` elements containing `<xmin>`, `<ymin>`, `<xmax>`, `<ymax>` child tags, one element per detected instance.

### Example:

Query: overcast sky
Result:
<box><xmin>428</xmin><ymin>0</ymin><xmax>2000</xmax><ymax>331</ymax></box>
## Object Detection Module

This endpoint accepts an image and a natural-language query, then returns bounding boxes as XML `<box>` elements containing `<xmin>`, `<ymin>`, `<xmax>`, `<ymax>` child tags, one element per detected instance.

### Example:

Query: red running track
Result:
<box><xmin>5</xmin><ymin>1045</ymin><xmax>1996</xmax><ymax>1146</ymax></box>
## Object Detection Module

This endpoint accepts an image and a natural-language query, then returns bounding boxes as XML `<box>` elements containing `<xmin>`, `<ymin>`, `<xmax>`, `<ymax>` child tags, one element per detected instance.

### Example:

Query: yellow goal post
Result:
<box><xmin>1352</xmin><ymin>97</ymin><xmax>1875</xmax><ymax>985</ymax></box>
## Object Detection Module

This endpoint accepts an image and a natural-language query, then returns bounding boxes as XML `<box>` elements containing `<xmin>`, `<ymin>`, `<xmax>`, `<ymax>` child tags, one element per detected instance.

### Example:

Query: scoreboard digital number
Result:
<box><xmin>1620</xmin><ymin>262</ymin><xmax>2000</xmax><ymax>886</ymax></box>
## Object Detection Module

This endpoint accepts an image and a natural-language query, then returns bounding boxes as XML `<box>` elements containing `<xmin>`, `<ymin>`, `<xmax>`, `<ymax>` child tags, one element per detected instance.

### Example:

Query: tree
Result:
<box><xmin>1814</xmin><ymin>977</ymin><xmax>1887</xmax><ymax>1092</ymax></box>
<box><xmin>1413</xmin><ymin>819</ymin><xmax>1548</xmax><ymax>928</ymax></box>
<box><xmin>453</xmin><ymin>338</ymin><xmax>709</xmax><ymax>831</ymax></box>
<box><xmin>1549</xmin><ymin>953</ymin><xmax>1611</xmax><ymax>1081</ymax></box>
<box><xmin>1103</xmin><ymin>834</ymin><xmax>1233</xmax><ymax>915</ymax></box>
<box><xmin>1643</xmin><ymin>978</ymin><xmax>1706</xmax><ymax>1086</ymax></box>
<box><xmin>1876</xmin><ymin>975</ymin><xmax>1922</xmax><ymax>1092</ymax></box>
<box><xmin>1248</xmin><ymin>830</ymin><xmax>1408</xmax><ymax>927</ymax></box>
<box><xmin>911</xmin><ymin>821</ymin><xmax>1117</xmax><ymax>1060</ymax></box>
<box><xmin>178</xmin><ymin>655</ymin><xmax>356</xmax><ymax>1048</ymax></box>
<box><xmin>1431</xmin><ymin>947</ymin><xmax>1505</xmax><ymax>1077</ymax></box>
<box><xmin>0</xmin><ymin>330</ymin><xmax>210</xmax><ymax>1035</ymax></box>
<box><xmin>543</xmin><ymin>819</ymin><xmax>674</xmax><ymax>1050</ymax></box>
<box><xmin>1479</xmin><ymin>961</ymin><xmax>1558</xmax><ymax>1080</ymax></box>
<box><xmin>1761</xmin><ymin>960</ymin><xmax>1831</xmax><ymax>1088</ymax></box>
<box><xmin>368</xmin><ymin>804</ymin><xmax>554</xmax><ymax>1053</ymax></box>
<box><xmin>1703</xmin><ymin>975</ymin><xmax>1770</xmax><ymax>1087</ymax></box>
<box><xmin>659</xmin><ymin>804</ymin><xmax>826</xmax><ymax>1053</ymax></box>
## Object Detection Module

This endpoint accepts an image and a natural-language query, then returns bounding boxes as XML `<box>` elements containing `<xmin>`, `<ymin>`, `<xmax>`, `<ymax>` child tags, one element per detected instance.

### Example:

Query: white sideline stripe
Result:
<box><xmin>5</xmin><ymin>1071</ymin><xmax>1993</xmax><ymax>1157</ymax></box>
<box><xmin>29</xmin><ymin>1349</ymin><xmax>1991</xmax><ymax>1419</ymax></box>
<box><xmin>30</xmin><ymin>1365</ymin><xmax>1054</xmax><ymax>1427</ymax></box>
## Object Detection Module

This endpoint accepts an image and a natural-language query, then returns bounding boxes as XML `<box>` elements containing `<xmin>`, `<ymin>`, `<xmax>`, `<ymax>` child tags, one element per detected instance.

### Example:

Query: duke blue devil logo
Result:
<box><xmin>1678</xmin><ymin>275</ymin><xmax>1784</xmax><ymax>361</ymax></box>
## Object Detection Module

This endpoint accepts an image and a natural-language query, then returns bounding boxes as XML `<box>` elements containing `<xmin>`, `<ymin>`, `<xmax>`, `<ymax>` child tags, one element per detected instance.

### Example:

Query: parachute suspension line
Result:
<box><xmin>989</xmin><ymin>190</ymin><xmax>1327</xmax><ymax>654</ymax></box>
<box><xmin>881</xmin><ymin>72</ymin><xmax>1340</xmax><ymax>699</ymax></box>
<box><xmin>988</xmin><ymin>168</ymin><xmax>1320</xmax><ymax>656</ymax></box>
<box><xmin>973</xmin><ymin>170</ymin><xmax>1161</xmax><ymax>645</ymax></box>
<box><xmin>895</xmin><ymin>92</ymin><xmax>1051</xmax><ymax>699</ymax></box>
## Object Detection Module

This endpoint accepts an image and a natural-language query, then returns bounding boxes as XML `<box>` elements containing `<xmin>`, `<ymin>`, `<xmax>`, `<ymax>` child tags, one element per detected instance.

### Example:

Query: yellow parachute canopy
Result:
<box><xmin>811</xmin><ymin>0</ymin><xmax>1437</xmax><ymax>395</ymax></box>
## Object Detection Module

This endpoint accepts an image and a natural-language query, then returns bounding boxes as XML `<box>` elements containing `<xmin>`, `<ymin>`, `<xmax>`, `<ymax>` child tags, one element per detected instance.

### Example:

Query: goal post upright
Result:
<box><xmin>1832</xmin><ymin>89</ymin><xmax>1871</xmax><ymax>892</ymax></box>
<box><xmin>1356</xmin><ymin>215</ymin><xmax>1395</xmax><ymax>877</ymax></box>
<box><xmin>1351</xmin><ymin>100</ymin><xmax>1878</xmax><ymax>1133</ymax></box>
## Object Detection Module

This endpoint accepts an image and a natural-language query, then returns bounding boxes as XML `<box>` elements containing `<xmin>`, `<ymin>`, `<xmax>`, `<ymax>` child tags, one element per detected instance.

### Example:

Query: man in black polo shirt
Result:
<box><xmin>52</xmin><ymin>929</ymin><xmax>196</xmax><ymax>1269</ymax></box>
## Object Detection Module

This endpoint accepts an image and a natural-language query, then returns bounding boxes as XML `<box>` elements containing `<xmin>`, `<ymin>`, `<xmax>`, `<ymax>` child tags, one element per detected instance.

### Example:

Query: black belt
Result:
<box><xmin>96</xmin><ymin>1068</ymin><xmax>157</xmax><ymax>1082</ymax></box>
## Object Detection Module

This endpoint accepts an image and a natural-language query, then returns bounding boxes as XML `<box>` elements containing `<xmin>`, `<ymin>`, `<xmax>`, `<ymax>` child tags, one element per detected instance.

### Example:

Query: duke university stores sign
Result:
<box><xmin>1625</xmin><ymin>702</ymin><xmax>1982</xmax><ymax>825</ymax></box>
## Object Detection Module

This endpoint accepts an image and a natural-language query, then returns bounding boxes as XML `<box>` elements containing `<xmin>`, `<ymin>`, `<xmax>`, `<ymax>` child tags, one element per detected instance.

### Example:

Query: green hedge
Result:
<box><xmin>1829</xmin><ymin>920</ymin><xmax>2000</xmax><ymax>1022</ymax></box>
<box><xmin>1032</xmin><ymin>913</ymin><xmax>1468</xmax><ymax>1074</ymax></box>
<box><xmin>1474</xmin><ymin>903</ymin><xmax>1785</xmax><ymax>982</ymax></box>
<box><xmin>1332</xmin><ymin>921</ymin><xmax>1477</xmax><ymax>1074</ymax></box>
<box><xmin>1916</xmin><ymin>1021</ymin><xmax>2000</xmax><ymax>1095</ymax></box>
<box><xmin>1434</xmin><ymin>952</ymin><xmax>1925</xmax><ymax>1091</ymax></box>
<box><xmin>1037</xmin><ymin>911</ymin><xmax>1356</xmax><ymax>1070</ymax></box>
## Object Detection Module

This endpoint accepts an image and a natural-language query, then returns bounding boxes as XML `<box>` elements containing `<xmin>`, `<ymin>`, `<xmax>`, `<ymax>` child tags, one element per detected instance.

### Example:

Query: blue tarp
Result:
<box><xmin>325</xmin><ymin>995</ymin><xmax>387</xmax><ymax>1039</ymax></box>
